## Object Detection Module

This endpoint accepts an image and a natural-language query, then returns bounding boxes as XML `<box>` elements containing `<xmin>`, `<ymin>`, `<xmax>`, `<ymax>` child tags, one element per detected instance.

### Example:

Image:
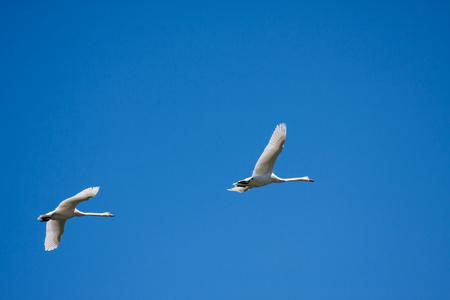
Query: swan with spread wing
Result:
<box><xmin>38</xmin><ymin>187</ymin><xmax>114</xmax><ymax>251</ymax></box>
<box><xmin>228</xmin><ymin>123</ymin><xmax>314</xmax><ymax>193</ymax></box>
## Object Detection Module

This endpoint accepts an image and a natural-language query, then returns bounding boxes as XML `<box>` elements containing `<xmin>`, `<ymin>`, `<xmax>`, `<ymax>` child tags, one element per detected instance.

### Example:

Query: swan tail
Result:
<box><xmin>227</xmin><ymin>186</ymin><xmax>251</xmax><ymax>193</ymax></box>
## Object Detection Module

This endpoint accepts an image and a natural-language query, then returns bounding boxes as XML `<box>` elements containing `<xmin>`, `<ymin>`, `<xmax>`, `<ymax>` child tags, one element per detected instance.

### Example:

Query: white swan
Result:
<box><xmin>37</xmin><ymin>187</ymin><xmax>114</xmax><ymax>251</ymax></box>
<box><xmin>228</xmin><ymin>123</ymin><xmax>314</xmax><ymax>193</ymax></box>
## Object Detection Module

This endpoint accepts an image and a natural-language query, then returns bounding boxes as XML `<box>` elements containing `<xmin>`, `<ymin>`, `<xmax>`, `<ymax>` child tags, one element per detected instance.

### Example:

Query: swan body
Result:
<box><xmin>37</xmin><ymin>187</ymin><xmax>114</xmax><ymax>251</ymax></box>
<box><xmin>228</xmin><ymin>123</ymin><xmax>314</xmax><ymax>193</ymax></box>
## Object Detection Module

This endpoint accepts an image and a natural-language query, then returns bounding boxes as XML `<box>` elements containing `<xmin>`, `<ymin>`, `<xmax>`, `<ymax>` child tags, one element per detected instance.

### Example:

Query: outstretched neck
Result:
<box><xmin>272</xmin><ymin>175</ymin><xmax>313</xmax><ymax>183</ymax></box>
<box><xmin>76</xmin><ymin>211</ymin><xmax>111</xmax><ymax>217</ymax></box>
<box><xmin>283</xmin><ymin>177</ymin><xmax>311</xmax><ymax>182</ymax></box>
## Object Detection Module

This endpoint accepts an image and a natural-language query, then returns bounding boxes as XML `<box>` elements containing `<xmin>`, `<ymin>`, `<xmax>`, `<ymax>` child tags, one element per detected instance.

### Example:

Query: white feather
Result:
<box><xmin>228</xmin><ymin>123</ymin><xmax>313</xmax><ymax>193</ymax></box>
<box><xmin>56</xmin><ymin>186</ymin><xmax>100</xmax><ymax>211</ymax></box>
<box><xmin>252</xmin><ymin>123</ymin><xmax>287</xmax><ymax>177</ymax></box>
<box><xmin>45</xmin><ymin>220</ymin><xmax>66</xmax><ymax>251</ymax></box>
<box><xmin>38</xmin><ymin>187</ymin><xmax>113</xmax><ymax>251</ymax></box>
<box><xmin>227</xmin><ymin>186</ymin><xmax>251</xmax><ymax>193</ymax></box>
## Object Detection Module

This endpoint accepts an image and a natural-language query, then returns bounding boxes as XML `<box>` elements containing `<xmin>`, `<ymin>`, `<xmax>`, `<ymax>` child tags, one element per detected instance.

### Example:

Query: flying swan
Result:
<box><xmin>228</xmin><ymin>123</ymin><xmax>314</xmax><ymax>193</ymax></box>
<box><xmin>37</xmin><ymin>187</ymin><xmax>114</xmax><ymax>251</ymax></box>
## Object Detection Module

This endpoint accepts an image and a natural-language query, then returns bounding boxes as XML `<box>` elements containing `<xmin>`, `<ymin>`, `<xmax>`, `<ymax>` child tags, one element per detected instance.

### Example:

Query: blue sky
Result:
<box><xmin>1</xmin><ymin>1</ymin><xmax>449</xmax><ymax>299</ymax></box>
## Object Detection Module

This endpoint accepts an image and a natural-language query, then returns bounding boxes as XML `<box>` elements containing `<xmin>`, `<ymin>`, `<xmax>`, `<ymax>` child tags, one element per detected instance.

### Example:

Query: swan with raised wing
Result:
<box><xmin>38</xmin><ymin>187</ymin><xmax>114</xmax><ymax>251</ymax></box>
<box><xmin>228</xmin><ymin>123</ymin><xmax>314</xmax><ymax>193</ymax></box>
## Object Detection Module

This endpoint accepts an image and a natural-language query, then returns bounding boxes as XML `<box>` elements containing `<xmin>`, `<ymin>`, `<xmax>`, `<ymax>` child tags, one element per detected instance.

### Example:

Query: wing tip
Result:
<box><xmin>267</xmin><ymin>123</ymin><xmax>287</xmax><ymax>146</ymax></box>
<box><xmin>44</xmin><ymin>241</ymin><xmax>59</xmax><ymax>251</ymax></box>
<box><xmin>78</xmin><ymin>186</ymin><xmax>100</xmax><ymax>198</ymax></box>
<box><xmin>276</xmin><ymin>122</ymin><xmax>286</xmax><ymax>133</ymax></box>
<box><xmin>90</xmin><ymin>186</ymin><xmax>100</xmax><ymax>194</ymax></box>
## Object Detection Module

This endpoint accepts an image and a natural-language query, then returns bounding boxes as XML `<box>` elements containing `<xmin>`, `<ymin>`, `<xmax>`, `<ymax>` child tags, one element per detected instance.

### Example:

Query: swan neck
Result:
<box><xmin>79</xmin><ymin>212</ymin><xmax>109</xmax><ymax>217</ymax></box>
<box><xmin>281</xmin><ymin>176</ymin><xmax>310</xmax><ymax>182</ymax></box>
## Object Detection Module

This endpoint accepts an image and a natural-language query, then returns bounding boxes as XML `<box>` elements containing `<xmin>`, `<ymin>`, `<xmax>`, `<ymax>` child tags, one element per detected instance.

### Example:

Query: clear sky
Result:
<box><xmin>1</xmin><ymin>1</ymin><xmax>449</xmax><ymax>299</ymax></box>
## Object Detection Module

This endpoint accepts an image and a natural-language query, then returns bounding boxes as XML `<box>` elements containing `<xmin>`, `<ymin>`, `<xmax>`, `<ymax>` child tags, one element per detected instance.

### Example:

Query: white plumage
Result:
<box><xmin>38</xmin><ymin>187</ymin><xmax>114</xmax><ymax>251</ymax></box>
<box><xmin>45</xmin><ymin>220</ymin><xmax>66</xmax><ymax>251</ymax></box>
<box><xmin>228</xmin><ymin>123</ymin><xmax>314</xmax><ymax>193</ymax></box>
<box><xmin>252</xmin><ymin>123</ymin><xmax>287</xmax><ymax>177</ymax></box>
<box><xmin>56</xmin><ymin>186</ymin><xmax>100</xmax><ymax>211</ymax></box>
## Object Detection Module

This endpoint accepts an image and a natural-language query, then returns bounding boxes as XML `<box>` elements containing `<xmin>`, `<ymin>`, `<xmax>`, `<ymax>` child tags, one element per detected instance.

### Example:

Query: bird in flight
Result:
<box><xmin>228</xmin><ymin>123</ymin><xmax>314</xmax><ymax>193</ymax></box>
<box><xmin>38</xmin><ymin>187</ymin><xmax>114</xmax><ymax>251</ymax></box>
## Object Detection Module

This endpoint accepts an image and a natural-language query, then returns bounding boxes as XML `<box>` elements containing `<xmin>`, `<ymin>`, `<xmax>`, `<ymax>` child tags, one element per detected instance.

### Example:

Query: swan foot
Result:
<box><xmin>38</xmin><ymin>213</ymin><xmax>54</xmax><ymax>222</ymax></box>
<box><xmin>236</xmin><ymin>178</ymin><xmax>253</xmax><ymax>187</ymax></box>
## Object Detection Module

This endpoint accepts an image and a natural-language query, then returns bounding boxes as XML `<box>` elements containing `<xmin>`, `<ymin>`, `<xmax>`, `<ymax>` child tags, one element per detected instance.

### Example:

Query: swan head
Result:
<box><xmin>106</xmin><ymin>212</ymin><xmax>115</xmax><ymax>217</ymax></box>
<box><xmin>307</xmin><ymin>177</ymin><xmax>314</xmax><ymax>182</ymax></box>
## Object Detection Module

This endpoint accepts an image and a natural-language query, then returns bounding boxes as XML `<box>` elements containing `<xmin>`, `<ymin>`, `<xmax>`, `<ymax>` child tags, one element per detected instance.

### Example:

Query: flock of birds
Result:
<box><xmin>38</xmin><ymin>123</ymin><xmax>314</xmax><ymax>251</ymax></box>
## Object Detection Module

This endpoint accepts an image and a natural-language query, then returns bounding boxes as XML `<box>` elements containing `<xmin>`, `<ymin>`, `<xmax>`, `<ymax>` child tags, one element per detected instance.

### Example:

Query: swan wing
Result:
<box><xmin>56</xmin><ymin>187</ymin><xmax>100</xmax><ymax>212</ymax></box>
<box><xmin>252</xmin><ymin>123</ymin><xmax>286</xmax><ymax>177</ymax></box>
<box><xmin>45</xmin><ymin>220</ymin><xmax>66</xmax><ymax>251</ymax></box>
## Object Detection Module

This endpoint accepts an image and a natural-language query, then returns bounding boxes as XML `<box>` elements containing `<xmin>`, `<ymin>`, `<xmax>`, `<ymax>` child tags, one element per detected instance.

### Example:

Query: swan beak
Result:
<box><xmin>309</xmin><ymin>178</ymin><xmax>314</xmax><ymax>182</ymax></box>
<box><xmin>110</xmin><ymin>213</ymin><xmax>115</xmax><ymax>217</ymax></box>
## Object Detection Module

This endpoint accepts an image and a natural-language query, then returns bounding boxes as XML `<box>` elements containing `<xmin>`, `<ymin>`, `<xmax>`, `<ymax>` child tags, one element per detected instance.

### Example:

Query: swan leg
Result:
<box><xmin>236</xmin><ymin>178</ymin><xmax>253</xmax><ymax>187</ymax></box>
<box><xmin>38</xmin><ymin>213</ymin><xmax>54</xmax><ymax>222</ymax></box>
